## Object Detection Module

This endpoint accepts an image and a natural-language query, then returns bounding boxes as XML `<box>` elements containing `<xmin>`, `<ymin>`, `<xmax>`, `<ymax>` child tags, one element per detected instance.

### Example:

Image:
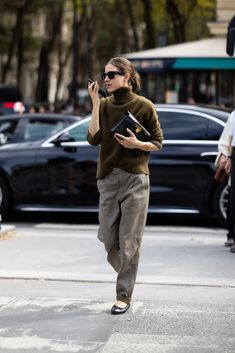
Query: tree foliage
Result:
<box><xmin>0</xmin><ymin>0</ymin><xmax>216</xmax><ymax>102</ymax></box>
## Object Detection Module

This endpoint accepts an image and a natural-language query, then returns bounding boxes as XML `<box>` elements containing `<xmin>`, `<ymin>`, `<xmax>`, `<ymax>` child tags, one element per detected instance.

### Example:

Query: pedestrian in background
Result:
<box><xmin>215</xmin><ymin>112</ymin><xmax>235</xmax><ymax>247</ymax></box>
<box><xmin>225</xmin><ymin>110</ymin><xmax>235</xmax><ymax>253</ymax></box>
<box><xmin>87</xmin><ymin>57</ymin><xmax>163</xmax><ymax>314</ymax></box>
<box><xmin>28</xmin><ymin>105</ymin><xmax>36</xmax><ymax>113</ymax></box>
<box><xmin>13</xmin><ymin>101</ymin><xmax>25</xmax><ymax>115</ymax></box>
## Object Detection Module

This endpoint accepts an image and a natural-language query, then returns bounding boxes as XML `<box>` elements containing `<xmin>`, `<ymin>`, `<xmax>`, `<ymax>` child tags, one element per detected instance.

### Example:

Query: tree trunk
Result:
<box><xmin>142</xmin><ymin>0</ymin><xmax>155</xmax><ymax>48</ymax></box>
<box><xmin>36</xmin><ymin>45</ymin><xmax>49</xmax><ymax>102</ymax></box>
<box><xmin>2</xmin><ymin>9</ymin><xmax>23</xmax><ymax>82</ymax></box>
<box><xmin>85</xmin><ymin>2</ymin><xmax>96</xmax><ymax>81</ymax></box>
<box><xmin>126</xmin><ymin>0</ymin><xmax>140</xmax><ymax>51</ymax></box>
<box><xmin>114</xmin><ymin>0</ymin><xmax>129</xmax><ymax>54</ymax></box>
<box><xmin>54</xmin><ymin>43</ymin><xmax>72</xmax><ymax>102</ymax></box>
<box><xmin>166</xmin><ymin>0</ymin><xmax>186</xmax><ymax>43</ymax></box>
<box><xmin>36</xmin><ymin>2</ymin><xmax>64</xmax><ymax>102</ymax></box>
<box><xmin>1</xmin><ymin>0</ymin><xmax>32</xmax><ymax>83</ymax></box>
<box><xmin>17</xmin><ymin>25</ymin><xmax>24</xmax><ymax>86</ymax></box>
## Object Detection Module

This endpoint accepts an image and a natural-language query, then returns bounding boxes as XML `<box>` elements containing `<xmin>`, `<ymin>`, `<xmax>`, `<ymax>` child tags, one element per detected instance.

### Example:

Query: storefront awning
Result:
<box><xmin>127</xmin><ymin>57</ymin><xmax>235</xmax><ymax>72</ymax></box>
<box><xmin>125</xmin><ymin>38</ymin><xmax>229</xmax><ymax>59</ymax></box>
<box><xmin>172</xmin><ymin>58</ymin><xmax>235</xmax><ymax>69</ymax></box>
<box><xmin>124</xmin><ymin>37</ymin><xmax>235</xmax><ymax>71</ymax></box>
<box><xmin>128</xmin><ymin>58</ymin><xmax>175</xmax><ymax>73</ymax></box>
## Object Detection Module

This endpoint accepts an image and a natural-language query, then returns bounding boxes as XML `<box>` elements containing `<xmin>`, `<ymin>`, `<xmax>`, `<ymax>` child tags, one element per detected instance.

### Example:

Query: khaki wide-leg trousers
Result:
<box><xmin>97</xmin><ymin>168</ymin><xmax>150</xmax><ymax>304</ymax></box>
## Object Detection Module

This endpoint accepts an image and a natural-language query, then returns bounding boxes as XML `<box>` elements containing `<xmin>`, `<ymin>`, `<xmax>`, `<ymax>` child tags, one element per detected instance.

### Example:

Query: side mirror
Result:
<box><xmin>52</xmin><ymin>132</ymin><xmax>75</xmax><ymax>145</ymax></box>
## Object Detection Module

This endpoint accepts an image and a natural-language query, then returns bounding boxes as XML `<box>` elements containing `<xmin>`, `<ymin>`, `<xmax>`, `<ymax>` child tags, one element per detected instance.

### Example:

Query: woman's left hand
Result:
<box><xmin>114</xmin><ymin>128</ymin><xmax>140</xmax><ymax>149</ymax></box>
<box><xmin>225</xmin><ymin>159</ymin><xmax>232</xmax><ymax>175</ymax></box>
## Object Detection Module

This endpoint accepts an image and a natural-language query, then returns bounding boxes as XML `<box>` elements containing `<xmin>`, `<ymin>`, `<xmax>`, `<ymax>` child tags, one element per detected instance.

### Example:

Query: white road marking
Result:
<box><xmin>100</xmin><ymin>333</ymin><xmax>235</xmax><ymax>353</ymax></box>
<box><xmin>0</xmin><ymin>297</ymin><xmax>92</xmax><ymax>311</ymax></box>
<box><xmin>0</xmin><ymin>336</ymin><xmax>100</xmax><ymax>352</ymax></box>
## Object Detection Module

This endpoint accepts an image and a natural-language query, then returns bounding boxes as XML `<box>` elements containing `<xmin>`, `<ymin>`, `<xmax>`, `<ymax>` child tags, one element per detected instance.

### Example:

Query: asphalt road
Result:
<box><xmin>0</xmin><ymin>216</ymin><xmax>234</xmax><ymax>353</ymax></box>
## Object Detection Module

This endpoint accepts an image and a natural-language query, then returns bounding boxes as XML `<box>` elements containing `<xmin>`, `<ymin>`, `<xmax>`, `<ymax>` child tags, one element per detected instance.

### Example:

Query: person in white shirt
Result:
<box><xmin>224</xmin><ymin>110</ymin><xmax>235</xmax><ymax>253</ymax></box>
<box><xmin>215</xmin><ymin>112</ymin><xmax>235</xmax><ymax>247</ymax></box>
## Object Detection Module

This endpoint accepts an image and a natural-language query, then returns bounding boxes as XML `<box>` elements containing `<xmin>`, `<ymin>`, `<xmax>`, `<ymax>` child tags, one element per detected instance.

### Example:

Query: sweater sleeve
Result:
<box><xmin>144</xmin><ymin>102</ymin><xmax>164</xmax><ymax>150</ymax></box>
<box><xmin>87</xmin><ymin>129</ymin><xmax>101</xmax><ymax>146</ymax></box>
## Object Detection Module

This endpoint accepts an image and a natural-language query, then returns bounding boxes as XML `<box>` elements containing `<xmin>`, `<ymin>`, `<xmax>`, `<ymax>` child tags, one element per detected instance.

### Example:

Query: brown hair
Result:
<box><xmin>106</xmin><ymin>57</ymin><xmax>141</xmax><ymax>93</ymax></box>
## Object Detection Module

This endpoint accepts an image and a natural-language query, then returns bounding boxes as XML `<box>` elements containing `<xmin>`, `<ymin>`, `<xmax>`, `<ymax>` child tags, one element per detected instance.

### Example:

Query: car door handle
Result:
<box><xmin>200</xmin><ymin>152</ymin><xmax>217</xmax><ymax>157</ymax></box>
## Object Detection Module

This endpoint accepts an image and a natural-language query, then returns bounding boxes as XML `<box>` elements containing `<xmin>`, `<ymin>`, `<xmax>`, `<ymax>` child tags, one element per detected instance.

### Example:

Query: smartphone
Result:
<box><xmin>88</xmin><ymin>79</ymin><xmax>106</xmax><ymax>98</ymax></box>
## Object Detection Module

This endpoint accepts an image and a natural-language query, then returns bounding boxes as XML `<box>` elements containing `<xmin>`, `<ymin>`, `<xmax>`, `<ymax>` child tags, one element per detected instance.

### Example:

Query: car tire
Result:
<box><xmin>0</xmin><ymin>175</ymin><xmax>11</xmax><ymax>220</ymax></box>
<box><xmin>213</xmin><ymin>181</ymin><xmax>229</xmax><ymax>226</ymax></box>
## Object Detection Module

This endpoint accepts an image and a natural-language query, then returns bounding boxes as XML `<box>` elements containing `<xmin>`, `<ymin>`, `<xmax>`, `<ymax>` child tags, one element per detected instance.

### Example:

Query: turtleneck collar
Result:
<box><xmin>111</xmin><ymin>86</ymin><xmax>134</xmax><ymax>103</ymax></box>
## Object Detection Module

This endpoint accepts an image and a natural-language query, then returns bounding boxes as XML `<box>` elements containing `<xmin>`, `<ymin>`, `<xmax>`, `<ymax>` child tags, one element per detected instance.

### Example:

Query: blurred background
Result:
<box><xmin>0</xmin><ymin>0</ymin><xmax>234</xmax><ymax>116</ymax></box>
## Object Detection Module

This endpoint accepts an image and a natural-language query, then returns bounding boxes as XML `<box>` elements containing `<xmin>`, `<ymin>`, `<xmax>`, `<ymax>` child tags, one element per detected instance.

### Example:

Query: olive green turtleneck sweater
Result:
<box><xmin>87</xmin><ymin>86</ymin><xmax>163</xmax><ymax>179</ymax></box>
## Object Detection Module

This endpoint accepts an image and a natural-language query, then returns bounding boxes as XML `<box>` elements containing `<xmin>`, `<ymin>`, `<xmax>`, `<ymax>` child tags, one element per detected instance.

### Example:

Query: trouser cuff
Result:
<box><xmin>116</xmin><ymin>296</ymin><xmax>131</xmax><ymax>305</ymax></box>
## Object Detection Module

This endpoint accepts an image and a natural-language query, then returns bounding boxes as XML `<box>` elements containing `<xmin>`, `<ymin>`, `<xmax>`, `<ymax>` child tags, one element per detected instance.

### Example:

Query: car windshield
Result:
<box><xmin>66</xmin><ymin>120</ymin><xmax>89</xmax><ymax>141</ymax></box>
<box><xmin>52</xmin><ymin>119</ymin><xmax>90</xmax><ymax>143</ymax></box>
<box><xmin>24</xmin><ymin>120</ymin><xmax>67</xmax><ymax>141</ymax></box>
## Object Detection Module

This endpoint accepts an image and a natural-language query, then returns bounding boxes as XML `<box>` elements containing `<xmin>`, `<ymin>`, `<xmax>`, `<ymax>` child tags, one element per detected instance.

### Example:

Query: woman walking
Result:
<box><xmin>87</xmin><ymin>57</ymin><xmax>163</xmax><ymax>314</ymax></box>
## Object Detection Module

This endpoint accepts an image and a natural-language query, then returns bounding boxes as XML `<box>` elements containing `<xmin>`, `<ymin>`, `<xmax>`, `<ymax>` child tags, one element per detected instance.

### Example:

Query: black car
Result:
<box><xmin>0</xmin><ymin>104</ymin><xmax>230</xmax><ymax>224</ymax></box>
<box><xmin>0</xmin><ymin>113</ymin><xmax>81</xmax><ymax>145</ymax></box>
<box><xmin>0</xmin><ymin>85</ymin><xmax>23</xmax><ymax>115</ymax></box>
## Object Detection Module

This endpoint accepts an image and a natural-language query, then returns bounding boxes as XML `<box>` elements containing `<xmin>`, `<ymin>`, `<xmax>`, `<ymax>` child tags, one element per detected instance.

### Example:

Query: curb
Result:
<box><xmin>0</xmin><ymin>225</ymin><xmax>17</xmax><ymax>238</ymax></box>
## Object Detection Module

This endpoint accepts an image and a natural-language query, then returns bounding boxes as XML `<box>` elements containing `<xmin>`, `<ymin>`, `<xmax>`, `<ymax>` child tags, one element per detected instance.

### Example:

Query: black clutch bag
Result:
<box><xmin>110</xmin><ymin>111</ymin><xmax>151</xmax><ymax>141</ymax></box>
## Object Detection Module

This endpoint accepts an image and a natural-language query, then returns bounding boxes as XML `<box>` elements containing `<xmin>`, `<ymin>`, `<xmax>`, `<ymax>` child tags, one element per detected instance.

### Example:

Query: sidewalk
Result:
<box><xmin>0</xmin><ymin>223</ymin><xmax>234</xmax><ymax>287</ymax></box>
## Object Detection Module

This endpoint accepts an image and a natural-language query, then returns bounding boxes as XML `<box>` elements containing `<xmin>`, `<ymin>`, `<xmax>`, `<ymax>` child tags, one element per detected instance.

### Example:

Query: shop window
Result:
<box><xmin>219</xmin><ymin>71</ymin><xmax>235</xmax><ymax>107</ymax></box>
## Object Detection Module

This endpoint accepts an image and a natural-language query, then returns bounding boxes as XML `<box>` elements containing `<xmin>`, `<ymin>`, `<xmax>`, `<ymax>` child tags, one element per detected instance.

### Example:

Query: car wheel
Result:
<box><xmin>0</xmin><ymin>176</ymin><xmax>11</xmax><ymax>219</ymax></box>
<box><xmin>213</xmin><ymin>181</ymin><xmax>229</xmax><ymax>226</ymax></box>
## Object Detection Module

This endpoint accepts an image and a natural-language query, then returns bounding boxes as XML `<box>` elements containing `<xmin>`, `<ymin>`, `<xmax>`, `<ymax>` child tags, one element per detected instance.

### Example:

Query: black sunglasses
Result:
<box><xmin>101</xmin><ymin>71</ymin><xmax>125</xmax><ymax>80</ymax></box>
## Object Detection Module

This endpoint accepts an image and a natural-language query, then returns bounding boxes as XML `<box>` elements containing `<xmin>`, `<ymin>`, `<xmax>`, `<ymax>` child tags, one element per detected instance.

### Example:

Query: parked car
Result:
<box><xmin>0</xmin><ymin>85</ymin><xmax>23</xmax><ymax>115</ymax></box>
<box><xmin>0</xmin><ymin>113</ymin><xmax>81</xmax><ymax>145</ymax></box>
<box><xmin>0</xmin><ymin>104</ymin><xmax>230</xmax><ymax>224</ymax></box>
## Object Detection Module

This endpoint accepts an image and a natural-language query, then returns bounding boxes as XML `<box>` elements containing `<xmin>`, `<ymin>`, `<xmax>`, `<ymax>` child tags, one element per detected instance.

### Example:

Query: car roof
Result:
<box><xmin>156</xmin><ymin>103</ymin><xmax>229</xmax><ymax>118</ymax></box>
<box><xmin>156</xmin><ymin>103</ymin><xmax>230</xmax><ymax>122</ymax></box>
<box><xmin>0</xmin><ymin>113</ymin><xmax>81</xmax><ymax>120</ymax></box>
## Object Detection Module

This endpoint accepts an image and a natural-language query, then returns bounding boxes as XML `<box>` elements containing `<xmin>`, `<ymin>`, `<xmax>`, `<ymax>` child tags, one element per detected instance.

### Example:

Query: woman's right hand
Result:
<box><xmin>88</xmin><ymin>81</ymin><xmax>100</xmax><ymax>137</ymax></box>
<box><xmin>88</xmin><ymin>81</ymin><xmax>100</xmax><ymax>107</ymax></box>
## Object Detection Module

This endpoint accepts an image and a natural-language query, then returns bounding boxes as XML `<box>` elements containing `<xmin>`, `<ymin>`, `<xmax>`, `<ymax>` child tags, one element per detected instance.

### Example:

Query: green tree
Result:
<box><xmin>165</xmin><ymin>0</ymin><xmax>216</xmax><ymax>44</ymax></box>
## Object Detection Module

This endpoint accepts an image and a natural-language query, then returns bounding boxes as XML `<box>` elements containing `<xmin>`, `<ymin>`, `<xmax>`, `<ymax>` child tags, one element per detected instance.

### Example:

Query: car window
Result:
<box><xmin>65</xmin><ymin>120</ymin><xmax>89</xmax><ymax>142</ymax></box>
<box><xmin>0</xmin><ymin>120</ymin><xmax>18</xmax><ymax>144</ymax></box>
<box><xmin>158</xmin><ymin>111</ymin><xmax>207</xmax><ymax>140</ymax></box>
<box><xmin>206</xmin><ymin>119</ymin><xmax>223</xmax><ymax>140</ymax></box>
<box><xmin>24</xmin><ymin>119</ymin><xmax>69</xmax><ymax>141</ymax></box>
